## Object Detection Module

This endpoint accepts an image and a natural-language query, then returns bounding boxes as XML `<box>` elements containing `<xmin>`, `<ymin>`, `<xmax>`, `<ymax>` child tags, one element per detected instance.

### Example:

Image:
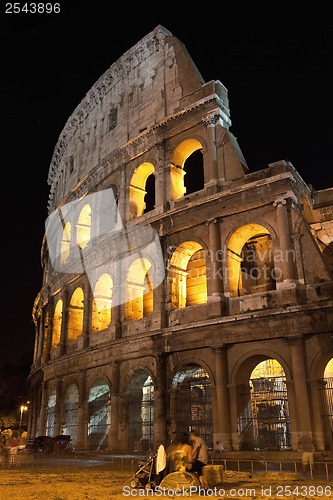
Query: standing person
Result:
<box><xmin>9</xmin><ymin>434</ymin><xmax>19</xmax><ymax>466</ymax></box>
<box><xmin>189</xmin><ymin>430</ymin><xmax>208</xmax><ymax>488</ymax></box>
<box><xmin>298</xmin><ymin>433</ymin><xmax>315</xmax><ymax>474</ymax></box>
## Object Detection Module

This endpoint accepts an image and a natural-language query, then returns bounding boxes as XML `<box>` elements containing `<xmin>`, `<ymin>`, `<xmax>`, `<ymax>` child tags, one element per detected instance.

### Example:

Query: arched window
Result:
<box><xmin>168</xmin><ymin>241</ymin><xmax>207</xmax><ymax>308</ymax></box>
<box><xmin>52</xmin><ymin>299</ymin><xmax>63</xmax><ymax>348</ymax></box>
<box><xmin>76</xmin><ymin>204</ymin><xmax>91</xmax><ymax>249</ymax></box>
<box><xmin>67</xmin><ymin>287</ymin><xmax>84</xmax><ymax>341</ymax></box>
<box><xmin>125</xmin><ymin>258</ymin><xmax>153</xmax><ymax>320</ymax></box>
<box><xmin>129</xmin><ymin>162</ymin><xmax>155</xmax><ymax>219</ymax></box>
<box><xmin>227</xmin><ymin>224</ymin><xmax>276</xmax><ymax>297</ymax></box>
<box><xmin>170</xmin><ymin>139</ymin><xmax>204</xmax><ymax>200</ymax></box>
<box><xmin>92</xmin><ymin>274</ymin><xmax>113</xmax><ymax>332</ymax></box>
<box><xmin>60</xmin><ymin>222</ymin><xmax>71</xmax><ymax>266</ymax></box>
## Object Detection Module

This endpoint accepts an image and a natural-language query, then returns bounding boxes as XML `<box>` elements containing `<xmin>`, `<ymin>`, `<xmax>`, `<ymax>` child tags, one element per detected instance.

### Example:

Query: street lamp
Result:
<box><xmin>19</xmin><ymin>403</ymin><xmax>28</xmax><ymax>433</ymax></box>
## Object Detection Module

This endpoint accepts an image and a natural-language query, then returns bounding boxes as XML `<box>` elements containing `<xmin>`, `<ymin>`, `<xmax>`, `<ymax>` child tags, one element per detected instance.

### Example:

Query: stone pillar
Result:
<box><xmin>154</xmin><ymin>354</ymin><xmax>168</xmax><ymax>448</ymax></box>
<box><xmin>118</xmin><ymin>165</ymin><xmax>127</xmax><ymax>222</ymax></box>
<box><xmin>108</xmin><ymin>362</ymin><xmax>120</xmax><ymax>452</ymax></box>
<box><xmin>38</xmin><ymin>381</ymin><xmax>48</xmax><ymax>436</ymax></box>
<box><xmin>75</xmin><ymin>370</ymin><xmax>87</xmax><ymax>450</ymax></box>
<box><xmin>288</xmin><ymin>336</ymin><xmax>312</xmax><ymax>443</ymax></box>
<box><xmin>290</xmin><ymin>233</ymin><xmax>305</xmax><ymax>283</ymax></box>
<box><xmin>273</xmin><ymin>198</ymin><xmax>295</xmax><ymax>285</ymax></box>
<box><xmin>35</xmin><ymin>312</ymin><xmax>43</xmax><ymax>363</ymax></box>
<box><xmin>206</xmin><ymin>218</ymin><xmax>223</xmax><ymax>314</ymax></box>
<box><xmin>309</xmin><ymin>378</ymin><xmax>326</xmax><ymax>451</ymax></box>
<box><xmin>59</xmin><ymin>288</ymin><xmax>69</xmax><ymax>355</ymax></box>
<box><xmin>79</xmin><ymin>277</ymin><xmax>91</xmax><ymax>349</ymax></box>
<box><xmin>54</xmin><ymin>378</ymin><xmax>63</xmax><ymax>435</ymax></box>
<box><xmin>213</xmin><ymin>346</ymin><xmax>231</xmax><ymax>450</ymax></box>
<box><xmin>228</xmin><ymin>384</ymin><xmax>239</xmax><ymax>450</ymax></box>
<box><xmin>155</xmin><ymin>142</ymin><xmax>167</xmax><ymax>209</ymax></box>
<box><xmin>203</xmin><ymin>113</ymin><xmax>219</xmax><ymax>186</ymax></box>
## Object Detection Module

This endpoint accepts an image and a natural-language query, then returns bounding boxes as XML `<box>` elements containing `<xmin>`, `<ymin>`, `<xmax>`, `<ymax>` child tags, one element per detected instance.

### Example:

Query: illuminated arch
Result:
<box><xmin>76</xmin><ymin>204</ymin><xmax>91</xmax><ymax>249</ymax></box>
<box><xmin>67</xmin><ymin>287</ymin><xmax>84</xmax><ymax>341</ymax></box>
<box><xmin>237</xmin><ymin>358</ymin><xmax>290</xmax><ymax>451</ymax></box>
<box><xmin>129</xmin><ymin>162</ymin><xmax>155</xmax><ymax>219</ymax></box>
<box><xmin>227</xmin><ymin>223</ymin><xmax>276</xmax><ymax>297</ymax></box>
<box><xmin>63</xmin><ymin>383</ymin><xmax>79</xmax><ymax>446</ymax></box>
<box><xmin>170</xmin><ymin>139</ymin><xmax>204</xmax><ymax>200</ymax></box>
<box><xmin>88</xmin><ymin>379</ymin><xmax>110</xmax><ymax>450</ymax></box>
<box><xmin>126</xmin><ymin>370</ymin><xmax>154</xmax><ymax>451</ymax></box>
<box><xmin>171</xmin><ymin>364</ymin><xmax>212</xmax><ymax>448</ymax></box>
<box><xmin>60</xmin><ymin>221</ymin><xmax>71</xmax><ymax>266</ymax></box>
<box><xmin>52</xmin><ymin>299</ymin><xmax>63</xmax><ymax>348</ymax></box>
<box><xmin>92</xmin><ymin>273</ymin><xmax>113</xmax><ymax>332</ymax></box>
<box><xmin>125</xmin><ymin>258</ymin><xmax>153</xmax><ymax>320</ymax></box>
<box><xmin>168</xmin><ymin>241</ymin><xmax>207</xmax><ymax>308</ymax></box>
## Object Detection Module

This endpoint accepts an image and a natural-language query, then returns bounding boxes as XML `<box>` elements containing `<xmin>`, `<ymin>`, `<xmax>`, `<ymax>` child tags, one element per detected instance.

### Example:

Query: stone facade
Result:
<box><xmin>28</xmin><ymin>25</ymin><xmax>333</xmax><ymax>454</ymax></box>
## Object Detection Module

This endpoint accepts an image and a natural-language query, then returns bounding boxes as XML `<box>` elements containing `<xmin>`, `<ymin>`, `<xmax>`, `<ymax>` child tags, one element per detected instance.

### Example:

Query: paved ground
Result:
<box><xmin>1</xmin><ymin>452</ymin><xmax>332</xmax><ymax>499</ymax></box>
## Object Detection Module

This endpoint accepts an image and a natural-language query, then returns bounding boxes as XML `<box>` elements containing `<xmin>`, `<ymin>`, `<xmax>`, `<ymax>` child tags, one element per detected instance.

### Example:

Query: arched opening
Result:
<box><xmin>126</xmin><ymin>371</ymin><xmax>154</xmax><ymax>452</ymax></box>
<box><xmin>318</xmin><ymin>359</ymin><xmax>333</xmax><ymax>449</ymax></box>
<box><xmin>125</xmin><ymin>258</ymin><xmax>153</xmax><ymax>320</ymax></box>
<box><xmin>62</xmin><ymin>383</ymin><xmax>79</xmax><ymax>447</ymax></box>
<box><xmin>46</xmin><ymin>389</ymin><xmax>56</xmax><ymax>437</ymax></box>
<box><xmin>170</xmin><ymin>139</ymin><xmax>204</xmax><ymax>200</ymax></box>
<box><xmin>67</xmin><ymin>287</ymin><xmax>84</xmax><ymax>341</ymax></box>
<box><xmin>60</xmin><ymin>222</ymin><xmax>71</xmax><ymax>266</ymax></box>
<box><xmin>92</xmin><ymin>274</ymin><xmax>113</xmax><ymax>332</ymax></box>
<box><xmin>52</xmin><ymin>299</ymin><xmax>63</xmax><ymax>348</ymax></box>
<box><xmin>172</xmin><ymin>365</ymin><xmax>213</xmax><ymax>449</ymax></box>
<box><xmin>184</xmin><ymin>149</ymin><xmax>204</xmax><ymax>195</ymax></box>
<box><xmin>88</xmin><ymin>379</ymin><xmax>110</xmax><ymax>450</ymax></box>
<box><xmin>168</xmin><ymin>241</ymin><xmax>207</xmax><ymax>309</ymax></box>
<box><xmin>76</xmin><ymin>204</ymin><xmax>91</xmax><ymax>249</ymax></box>
<box><xmin>129</xmin><ymin>162</ymin><xmax>155</xmax><ymax>219</ymax></box>
<box><xmin>238</xmin><ymin>358</ymin><xmax>290</xmax><ymax>451</ymax></box>
<box><xmin>227</xmin><ymin>224</ymin><xmax>276</xmax><ymax>297</ymax></box>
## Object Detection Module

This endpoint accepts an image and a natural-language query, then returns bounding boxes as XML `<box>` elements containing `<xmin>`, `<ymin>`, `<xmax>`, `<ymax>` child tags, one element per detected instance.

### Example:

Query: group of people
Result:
<box><xmin>159</xmin><ymin>430</ymin><xmax>208</xmax><ymax>487</ymax></box>
<box><xmin>0</xmin><ymin>432</ymin><xmax>20</xmax><ymax>466</ymax></box>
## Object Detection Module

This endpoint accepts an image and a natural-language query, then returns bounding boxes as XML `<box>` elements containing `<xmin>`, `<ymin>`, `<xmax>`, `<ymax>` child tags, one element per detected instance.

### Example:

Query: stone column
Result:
<box><xmin>38</xmin><ymin>381</ymin><xmax>48</xmax><ymax>436</ymax></box>
<box><xmin>206</xmin><ymin>218</ymin><xmax>223</xmax><ymax>313</ymax></box>
<box><xmin>76</xmin><ymin>370</ymin><xmax>87</xmax><ymax>450</ymax></box>
<box><xmin>228</xmin><ymin>384</ymin><xmax>239</xmax><ymax>450</ymax></box>
<box><xmin>213</xmin><ymin>346</ymin><xmax>231</xmax><ymax>450</ymax></box>
<box><xmin>108</xmin><ymin>362</ymin><xmax>120</xmax><ymax>452</ymax></box>
<box><xmin>54</xmin><ymin>378</ymin><xmax>63</xmax><ymax>435</ymax></box>
<box><xmin>288</xmin><ymin>336</ymin><xmax>312</xmax><ymax>443</ymax></box>
<box><xmin>79</xmin><ymin>277</ymin><xmax>91</xmax><ymax>349</ymax></box>
<box><xmin>153</xmin><ymin>354</ymin><xmax>168</xmax><ymax>448</ymax></box>
<box><xmin>155</xmin><ymin>142</ymin><xmax>167</xmax><ymax>209</ymax></box>
<box><xmin>59</xmin><ymin>288</ymin><xmax>69</xmax><ymax>355</ymax></box>
<box><xmin>273</xmin><ymin>197</ymin><xmax>295</xmax><ymax>285</ymax></box>
<box><xmin>203</xmin><ymin>113</ymin><xmax>219</xmax><ymax>186</ymax></box>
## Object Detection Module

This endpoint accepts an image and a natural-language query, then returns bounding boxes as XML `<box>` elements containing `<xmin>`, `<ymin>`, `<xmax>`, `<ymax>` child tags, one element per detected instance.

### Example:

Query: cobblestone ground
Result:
<box><xmin>0</xmin><ymin>467</ymin><xmax>332</xmax><ymax>500</ymax></box>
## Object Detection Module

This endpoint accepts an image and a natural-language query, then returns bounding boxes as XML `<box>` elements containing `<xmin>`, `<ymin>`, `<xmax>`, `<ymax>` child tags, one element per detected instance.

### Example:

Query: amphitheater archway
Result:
<box><xmin>171</xmin><ymin>364</ymin><xmax>213</xmax><ymax>449</ymax></box>
<box><xmin>46</xmin><ymin>389</ymin><xmax>56</xmax><ymax>437</ymax></box>
<box><xmin>170</xmin><ymin>139</ymin><xmax>204</xmax><ymax>200</ymax></box>
<box><xmin>168</xmin><ymin>241</ymin><xmax>207</xmax><ymax>308</ymax></box>
<box><xmin>318</xmin><ymin>358</ymin><xmax>333</xmax><ymax>449</ymax></box>
<box><xmin>62</xmin><ymin>383</ymin><xmax>79</xmax><ymax>447</ymax></box>
<box><xmin>87</xmin><ymin>379</ymin><xmax>110</xmax><ymax>450</ymax></box>
<box><xmin>237</xmin><ymin>357</ymin><xmax>290</xmax><ymax>451</ymax></box>
<box><xmin>126</xmin><ymin>370</ymin><xmax>154</xmax><ymax>452</ymax></box>
<box><xmin>227</xmin><ymin>223</ymin><xmax>276</xmax><ymax>297</ymax></box>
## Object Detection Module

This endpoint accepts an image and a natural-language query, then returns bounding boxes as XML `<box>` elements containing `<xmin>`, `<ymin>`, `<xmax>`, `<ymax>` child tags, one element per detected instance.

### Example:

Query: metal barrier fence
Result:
<box><xmin>2</xmin><ymin>451</ymin><xmax>333</xmax><ymax>481</ymax></box>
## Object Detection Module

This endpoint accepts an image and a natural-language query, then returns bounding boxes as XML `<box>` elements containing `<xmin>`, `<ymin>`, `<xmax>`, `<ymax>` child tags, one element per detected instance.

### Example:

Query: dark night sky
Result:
<box><xmin>1</xmin><ymin>3</ymin><xmax>332</xmax><ymax>366</ymax></box>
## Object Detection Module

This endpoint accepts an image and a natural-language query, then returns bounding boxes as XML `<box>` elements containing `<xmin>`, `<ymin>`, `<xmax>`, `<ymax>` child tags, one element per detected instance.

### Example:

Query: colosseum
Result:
<box><xmin>28</xmin><ymin>25</ymin><xmax>333</xmax><ymax>454</ymax></box>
